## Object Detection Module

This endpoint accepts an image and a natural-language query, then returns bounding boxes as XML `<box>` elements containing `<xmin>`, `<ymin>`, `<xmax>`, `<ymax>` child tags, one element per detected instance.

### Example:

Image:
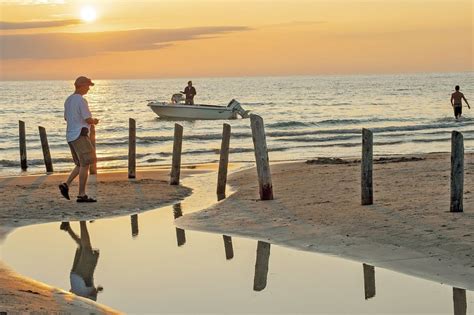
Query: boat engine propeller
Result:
<box><xmin>228</xmin><ymin>99</ymin><xmax>250</xmax><ymax>118</ymax></box>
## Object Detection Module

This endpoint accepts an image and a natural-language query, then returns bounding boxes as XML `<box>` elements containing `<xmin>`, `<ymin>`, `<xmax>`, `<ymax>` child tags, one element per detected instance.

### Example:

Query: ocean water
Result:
<box><xmin>0</xmin><ymin>72</ymin><xmax>472</xmax><ymax>176</ymax></box>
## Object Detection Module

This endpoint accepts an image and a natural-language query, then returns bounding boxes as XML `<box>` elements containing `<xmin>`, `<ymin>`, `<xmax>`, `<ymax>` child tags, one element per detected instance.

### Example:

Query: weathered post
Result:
<box><xmin>450</xmin><ymin>131</ymin><xmax>464</xmax><ymax>213</ymax></box>
<box><xmin>250</xmin><ymin>114</ymin><xmax>273</xmax><ymax>200</ymax></box>
<box><xmin>453</xmin><ymin>287</ymin><xmax>467</xmax><ymax>315</ymax></box>
<box><xmin>223</xmin><ymin>235</ymin><xmax>234</xmax><ymax>260</ymax></box>
<box><xmin>128</xmin><ymin>118</ymin><xmax>136</xmax><ymax>179</ymax></box>
<box><xmin>253</xmin><ymin>241</ymin><xmax>271</xmax><ymax>291</ymax></box>
<box><xmin>363</xmin><ymin>263</ymin><xmax>376</xmax><ymax>300</ymax></box>
<box><xmin>170</xmin><ymin>124</ymin><xmax>183</xmax><ymax>185</ymax></box>
<box><xmin>89</xmin><ymin>124</ymin><xmax>97</xmax><ymax>175</ymax></box>
<box><xmin>19</xmin><ymin>120</ymin><xmax>27</xmax><ymax>170</ymax></box>
<box><xmin>131</xmin><ymin>214</ymin><xmax>139</xmax><ymax>237</ymax></box>
<box><xmin>38</xmin><ymin>126</ymin><xmax>53</xmax><ymax>173</ymax></box>
<box><xmin>217</xmin><ymin>123</ymin><xmax>231</xmax><ymax>199</ymax></box>
<box><xmin>361</xmin><ymin>128</ymin><xmax>373</xmax><ymax>205</ymax></box>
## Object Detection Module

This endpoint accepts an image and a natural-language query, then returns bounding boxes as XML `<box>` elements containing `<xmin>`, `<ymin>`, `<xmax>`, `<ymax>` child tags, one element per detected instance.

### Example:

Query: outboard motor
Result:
<box><xmin>228</xmin><ymin>99</ymin><xmax>250</xmax><ymax>118</ymax></box>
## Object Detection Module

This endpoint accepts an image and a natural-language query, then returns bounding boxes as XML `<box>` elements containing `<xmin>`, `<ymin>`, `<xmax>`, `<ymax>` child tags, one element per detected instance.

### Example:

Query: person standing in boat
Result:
<box><xmin>181</xmin><ymin>81</ymin><xmax>197</xmax><ymax>105</ymax></box>
<box><xmin>451</xmin><ymin>85</ymin><xmax>470</xmax><ymax>120</ymax></box>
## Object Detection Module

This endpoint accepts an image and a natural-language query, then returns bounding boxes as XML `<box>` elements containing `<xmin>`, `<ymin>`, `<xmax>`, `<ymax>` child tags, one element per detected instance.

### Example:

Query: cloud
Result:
<box><xmin>262</xmin><ymin>20</ymin><xmax>327</xmax><ymax>28</ymax></box>
<box><xmin>0</xmin><ymin>26</ymin><xmax>250</xmax><ymax>60</ymax></box>
<box><xmin>0</xmin><ymin>19</ymin><xmax>81</xmax><ymax>30</ymax></box>
<box><xmin>0</xmin><ymin>0</ymin><xmax>65</xmax><ymax>4</ymax></box>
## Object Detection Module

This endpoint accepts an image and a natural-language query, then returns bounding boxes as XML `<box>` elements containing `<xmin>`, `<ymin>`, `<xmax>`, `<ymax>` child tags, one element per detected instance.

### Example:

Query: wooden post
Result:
<box><xmin>173</xmin><ymin>203</ymin><xmax>186</xmax><ymax>246</ymax></box>
<box><xmin>217</xmin><ymin>123</ymin><xmax>231</xmax><ymax>198</ymax></box>
<box><xmin>363</xmin><ymin>263</ymin><xmax>376</xmax><ymax>300</ymax></box>
<box><xmin>253</xmin><ymin>241</ymin><xmax>271</xmax><ymax>291</ymax></box>
<box><xmin>131</xmin><ymin>214</ymin><xmax>139</xmax><ymax>237</ymax></box>
<box><xmin>19</xmin><ymin>120</ymin><xmax>27</xmax><ymax>170</ymax></box>
<box><xmin>450</xmin><ymin>131</ymin><xmax>464</xmax><ymax>213</ymax></box>
<box><xmin>170</xmin><ymin>124</ymin><xmax>183</xmax><ymax>185</ymax></box>
<box><xmin>453</xmin><ymin>287</ymin><xmax>467</xmax><ymax>315</ymax></box>
<box><xmin>128</xmin><ymin>118</ymin><xmax>136</xmax><ymax>179</ymax></box>
<box><xmin>89</xmin><ymin>124</ymin><xmax>97</xmax><ymax>175</ymax></box>
<box><xmin>38</xmin><ymin>126</ymin><xmax>53</xmax><ymax>173</ymax></box>
<box><xmin>223</xmin><ymin>235</ymin><xmax>234</xmax><ymax>260</ymax></box>
<box><xmin>361</xmin><ymin>128</ymin><xmax>373</xmax><ymax>205</ymax></box>
<box><xmin>250</xmin><ymin>114</ymin><xmax>273</xmax><ymax>200</ymax></box>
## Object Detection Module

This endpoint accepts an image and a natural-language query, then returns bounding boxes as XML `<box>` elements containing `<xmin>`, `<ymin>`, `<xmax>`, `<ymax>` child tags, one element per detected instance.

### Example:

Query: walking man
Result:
<box><xmin>181</xmin><ymin>80</ymin><xmax>197</xmax><ymax>105</ymax></box>
<box><xmin>59</xmin><ymin>76</ymin><xmax>99</xmax><ymax>202</ymax></box>
<box><xmin>451</xmin><ymin>85</ymin><xmax>470</xmax><ymax>120</ymax></box>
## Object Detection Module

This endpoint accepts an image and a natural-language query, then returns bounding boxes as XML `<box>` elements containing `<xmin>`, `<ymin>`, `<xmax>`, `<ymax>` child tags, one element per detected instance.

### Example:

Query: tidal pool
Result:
<box><xmin>0</xmin><ymin>173</ymin><xmax>472</xmax><ymax>314</ymax></box>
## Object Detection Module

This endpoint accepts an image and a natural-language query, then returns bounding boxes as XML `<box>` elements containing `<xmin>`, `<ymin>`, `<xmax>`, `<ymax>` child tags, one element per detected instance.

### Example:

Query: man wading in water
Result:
<box><xmin>59</xmin><ymin>76</ymin><xmax>99</xmax><ymax>202</ymax></box>
<box><xmin>451</xmin><ymin>85</ymin><xmax>470</xmax><ymax>120</ymax></box>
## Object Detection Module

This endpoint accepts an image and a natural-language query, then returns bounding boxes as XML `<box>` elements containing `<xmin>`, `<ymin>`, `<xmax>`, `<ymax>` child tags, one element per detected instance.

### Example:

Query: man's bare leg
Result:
<box><xmin>66</xmin><ymin>165</ymin><xmax>80</xmax><ymax>187</ymax></box>
<box><xmin>78</xmin><ymin>164</ymin><xmax>90</xmax><ymax>196</ymax></box>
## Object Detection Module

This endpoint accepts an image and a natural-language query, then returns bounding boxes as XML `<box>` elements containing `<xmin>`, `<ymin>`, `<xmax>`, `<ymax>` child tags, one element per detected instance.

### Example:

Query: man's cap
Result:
<box><xmin>74</xmin><ymin>76</ymin><xmax>95</xmax><ymax>87</ymax></box>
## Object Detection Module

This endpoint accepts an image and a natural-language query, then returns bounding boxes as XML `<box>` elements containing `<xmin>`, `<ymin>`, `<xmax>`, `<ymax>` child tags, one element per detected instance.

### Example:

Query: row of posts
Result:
<box><xmin>361</xmin><ymin>128</ymin><xmax>465</xmax><ymax>212</ymax></box>
<box><xmin>18</xmin><ymin>117</ymin><xmax>464</xmax><ymax>212</ymax></box>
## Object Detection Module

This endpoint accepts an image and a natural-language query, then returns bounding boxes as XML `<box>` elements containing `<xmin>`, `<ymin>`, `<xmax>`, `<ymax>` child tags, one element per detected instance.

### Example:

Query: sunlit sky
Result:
<box><xmin>0</xmin><ymin>0</ymin><xmax>472</xmax><ymax>80</ymax></box>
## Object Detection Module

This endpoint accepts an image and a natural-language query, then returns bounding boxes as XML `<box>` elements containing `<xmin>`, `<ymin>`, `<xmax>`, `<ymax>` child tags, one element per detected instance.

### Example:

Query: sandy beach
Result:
<box><xmin>0</xmin><ymin>166</ymin><xmax>210</xmax><ymax>314</ymax></box>
<box><xmin>1</xmin><ymin>153</ymin><xmax>473</xmax><ymax>312</ymax></box>
<box><xmin>177</xmin><ymin>152</ymin><xmax>474</xmax><ymax>290</ymax></box>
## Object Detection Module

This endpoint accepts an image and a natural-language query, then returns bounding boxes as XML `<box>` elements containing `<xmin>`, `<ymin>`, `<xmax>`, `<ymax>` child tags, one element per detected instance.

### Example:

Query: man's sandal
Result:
<box><xmin>76</xmin><ymin>195</ymin><xmax>97</xmax><ymax>203</ymax></box>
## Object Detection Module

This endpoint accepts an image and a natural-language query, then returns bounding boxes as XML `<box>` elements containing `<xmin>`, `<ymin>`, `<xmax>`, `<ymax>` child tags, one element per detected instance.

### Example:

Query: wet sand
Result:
<box><xmin>0</xmin><ymin>261</ymin><xmax>120</xmax><ymax>314</ymax></box>
<box><xmin>0</xmin><ymin>166</ymin><xmax>213</xmax><ymax>314</ymax></box>
<box><xmin>176</xmin><ymin>152</ymin><xmax>474</xmax><ymax>290</ymax></box>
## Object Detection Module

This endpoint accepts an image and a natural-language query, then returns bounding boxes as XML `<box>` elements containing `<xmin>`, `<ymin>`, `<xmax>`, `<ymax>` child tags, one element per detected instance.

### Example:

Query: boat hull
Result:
<box><xmin>147</xmin><ymin>103</ymin><xmax>238</xmax><ymax>120</ymax></box>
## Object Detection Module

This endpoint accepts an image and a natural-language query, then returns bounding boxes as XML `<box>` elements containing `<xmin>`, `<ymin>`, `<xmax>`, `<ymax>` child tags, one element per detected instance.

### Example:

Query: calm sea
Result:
<box><xmin>0</xmin><ymin>72</ymin><xmax>473</xmax><ymax>176</ymax></box>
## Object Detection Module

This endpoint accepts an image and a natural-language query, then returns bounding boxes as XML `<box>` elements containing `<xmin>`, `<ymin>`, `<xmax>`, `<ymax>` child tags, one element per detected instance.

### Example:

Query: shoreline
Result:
<box><xmin>176</xmin><ymin>152</ymin><xmax>474</xmax><ymax>290</ymax></box>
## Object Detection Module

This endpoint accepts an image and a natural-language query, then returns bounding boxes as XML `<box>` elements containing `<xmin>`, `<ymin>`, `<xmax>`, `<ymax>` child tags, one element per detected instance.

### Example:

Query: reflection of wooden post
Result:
<box><xmin>217</xmin><ymin>123</ymin><xmax>231</xmax><ymax>198</ymax></box>
<box><xmin>450</xmin><ymin>131</ymin><xmax>464</xmax><ymax>212</ymax></box>
<box><xmin>250</xmin><ymin>114</ymin><xmax>273</xmax><ymax>200</ymax></box>
<box><xmin>361</xmin><ymin>128</ymin><xmax>373</xmax><ymax>205</ymax></box>
<box><xmin>363</xmin><ymin>263</ymin><xmax>376</xmax><ymax>300</ymax></box>
<box><xmin>128</xmin><ymin>118</ymin><xmax>136</xmax><ymax>179</ymax></box>
<box><xmin>89</xmin><ymin>124</ymin><xmax>97</xmax><ymax>175</ymax></box>
<box><xmin>453</xmin><ymin>287</ymin><xmax>467</xmax><ymax>315</ymax></box>
<box><xmin>38</xmin><ymin>126</ymin><xmax>53</xmax><ymax>173</ymax></box>
<box><xmin>170</xmin><ymin>124</ymin><xmax>183</xmax><ymax>185</ymax></box>
<box><xmin>131</xmin><ymin>214</ymin><xmax>139</xmax><ymax>237</ymax></box>
<box><xmin>173</xmin><ymin>203</ymin><xmax>186</xmax><ymax>246</ymax></box>
<box><xmin>223</xmin><ymin>235</ymin><xmax>234</xmax><ymax>260</ymax></box>
<box><xmin>253</xmin><ymin>241</ymin><xmax>271</xmax><ymax>291</ymax></box>
<box><xmin>19</xmin><ymin>120</ymin><xmax>27</xmax><ymax>170</ymax></box>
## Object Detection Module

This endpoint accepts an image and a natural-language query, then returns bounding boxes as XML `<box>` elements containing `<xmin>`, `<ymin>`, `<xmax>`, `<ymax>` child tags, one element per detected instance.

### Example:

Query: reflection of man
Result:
<box><xmin>60</xmin><ymin>221</ymin><xmax>102</xmax><ymax>301</ymax></box>
<box><xmin>181</xmin><ymin>81</ymin><xmax>197</xmax><ymax>105</ymax></box>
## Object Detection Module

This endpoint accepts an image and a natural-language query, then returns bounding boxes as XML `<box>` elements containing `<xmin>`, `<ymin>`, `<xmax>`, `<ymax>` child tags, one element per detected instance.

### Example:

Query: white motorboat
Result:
<box><xmin>147</xmin><ymin>98</ymin><xmax>250</xmax><ymax>120</ymax></box>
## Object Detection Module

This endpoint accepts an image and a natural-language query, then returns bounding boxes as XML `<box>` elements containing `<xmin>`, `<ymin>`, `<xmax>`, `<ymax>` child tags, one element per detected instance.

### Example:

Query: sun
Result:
<box><xmin>80</xmin><ymin>6</ymin><xmax>97</xmax><ymax>23</ymax></box>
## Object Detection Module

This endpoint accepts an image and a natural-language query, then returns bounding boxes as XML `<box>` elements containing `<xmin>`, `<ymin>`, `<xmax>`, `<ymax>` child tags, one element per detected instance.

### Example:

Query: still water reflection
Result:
<box><xmin>61</xmin><ymin>221</ymin><xmax>102</xmax><ymax>301</ymax></box>
<box><xmin>1</xmin><ymin>173</ymin><xmax>472</xmax><ymax>314</ymax></box>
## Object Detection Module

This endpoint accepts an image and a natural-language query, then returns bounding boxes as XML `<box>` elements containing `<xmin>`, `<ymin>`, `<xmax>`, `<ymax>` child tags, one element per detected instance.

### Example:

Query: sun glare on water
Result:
<box><xmin>80</xmin><ymin>6</ymin><xmax>97</xmax><ymax>23</ymax></box>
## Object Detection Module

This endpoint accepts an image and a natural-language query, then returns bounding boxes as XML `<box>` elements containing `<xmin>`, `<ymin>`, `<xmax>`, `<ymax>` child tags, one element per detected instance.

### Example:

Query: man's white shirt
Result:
<box><xmin>64</xmin><ymin>93</ymin><xmax>92</xmax><ymax>142</ymax></box>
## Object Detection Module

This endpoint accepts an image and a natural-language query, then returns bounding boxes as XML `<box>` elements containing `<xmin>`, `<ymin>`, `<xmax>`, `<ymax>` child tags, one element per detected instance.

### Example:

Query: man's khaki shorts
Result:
<box><xmin>68</xmin><ymin>136</ymin><xmax>96</xmax><ymax>166</ymax></box>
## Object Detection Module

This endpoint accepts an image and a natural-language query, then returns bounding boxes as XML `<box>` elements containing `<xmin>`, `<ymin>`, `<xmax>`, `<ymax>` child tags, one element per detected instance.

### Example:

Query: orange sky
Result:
<box><xmin>0</xmin><ymin>0</ymin><xmax>472</xmax><ymax>80</ymax></box>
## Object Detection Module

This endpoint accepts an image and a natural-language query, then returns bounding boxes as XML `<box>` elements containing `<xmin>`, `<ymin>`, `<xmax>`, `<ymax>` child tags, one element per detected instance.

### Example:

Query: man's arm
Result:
<box><xmin>85</xmin><ymin>117</ymin><xmax>99</xmax><ymax>125</ymax></box>
<box><xmin>451</xmin><ymin>94</ymin><xmax>454</xmax><ymax>106</ymax></box>
<box><xmin>462</xmin><ymin>95</ymin><xmax>470</xmax><ymax>109</ymax></box>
